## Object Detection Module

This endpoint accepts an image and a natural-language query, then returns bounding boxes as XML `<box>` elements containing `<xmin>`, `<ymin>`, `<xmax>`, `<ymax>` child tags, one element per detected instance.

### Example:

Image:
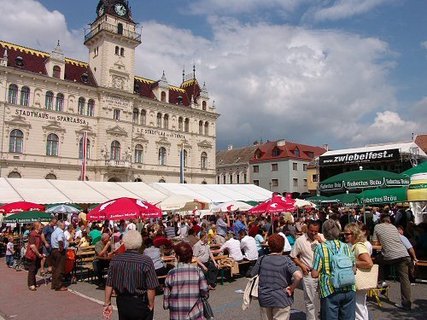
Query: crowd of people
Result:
<box><xmin>0</xmin><ymin>202</ymin><xmax>424</xmax><ymax>320</ymax></box>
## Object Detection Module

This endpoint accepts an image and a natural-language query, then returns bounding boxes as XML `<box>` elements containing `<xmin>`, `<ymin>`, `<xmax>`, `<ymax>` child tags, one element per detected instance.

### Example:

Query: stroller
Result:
<box><xmin>14</xmin><ymin>240</ymin><xmax>28</xmax><ymax>271</ymax></box>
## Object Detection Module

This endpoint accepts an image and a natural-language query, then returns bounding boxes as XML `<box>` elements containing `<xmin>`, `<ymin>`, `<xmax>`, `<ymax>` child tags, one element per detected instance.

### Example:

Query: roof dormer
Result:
<box><xmin>153</xmin><ymin>71</ymin><xmax>170</xmax><ymax>103</ymax></box>
<box><xmin>45</xmin><ymin>41</ymin><xmax>65</xmax><ymax>80</ymax></box>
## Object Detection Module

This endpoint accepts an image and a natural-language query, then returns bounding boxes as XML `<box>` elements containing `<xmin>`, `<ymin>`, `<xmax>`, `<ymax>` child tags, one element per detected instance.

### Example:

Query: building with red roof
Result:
<box><xmin>0</xmin><ymin>0</ymin><xmax>218</xmax><ymax>183</ymax></box>
<box><xmin>216</xmin><ymin>140</ymin><xmax>326</xmax><ymax>194</ymax></box>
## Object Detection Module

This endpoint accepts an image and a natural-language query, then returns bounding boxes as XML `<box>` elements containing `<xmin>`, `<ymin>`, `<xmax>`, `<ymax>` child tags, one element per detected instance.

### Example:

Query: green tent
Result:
<box><xmin>4</xmin><ymin>211</ymin><xmax>52</xmax><ymax>224</ymax></box>
<box><xmin>319</xmin><ymin>170</ymin><xmax>409</xmax><ymax>192</ymax></box>
<box><xmin>402</xmin><ymin>162</ymin><xmax>427</xmax><ymax>177</ymax></box>
<box><xmin>306</xmin><ymin>195</ymin><xmax>330</xmax><ymax>203</ymax></box>
<box><xmin>326</xmin><ymin>193</ymin><xmax>359</xmax><ymax>206</ymax></box>
<box><xmin>357</xmin><ymin>187</ymin><xmax>407</xmax><ymax>205</ymax></box>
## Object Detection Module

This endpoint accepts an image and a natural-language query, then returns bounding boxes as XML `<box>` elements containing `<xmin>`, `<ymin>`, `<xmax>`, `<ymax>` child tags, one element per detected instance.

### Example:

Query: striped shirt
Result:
<box><xmin>163</xmin><ymin>262</ymin><xmax>209</xmax><ymax>320</ymax></box>
<box><xmin>312</xmin><ymin>240</ymin><xmax>355</xmax><ymax>298</ymax></box>
<box><xmin>249</xmin><ymin>254</ymin><xmax>299</xmax><ymax>308</ymax></box>
<box><xmin>106</xmin><ymin>251</ymin><xmax>159</xmax><ymax>296</ymax></box>
<box><xmin>372</xmin><ymin>223</ymin><xmax>409</xmax><ymax>260</ymax></box>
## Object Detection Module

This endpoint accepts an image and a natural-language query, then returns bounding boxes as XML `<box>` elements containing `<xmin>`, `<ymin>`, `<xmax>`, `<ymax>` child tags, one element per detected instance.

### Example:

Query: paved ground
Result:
<box><xmin>0</xmin><ymin>260</ymin><xmax>426</xmax><ymax>320</ymax></box>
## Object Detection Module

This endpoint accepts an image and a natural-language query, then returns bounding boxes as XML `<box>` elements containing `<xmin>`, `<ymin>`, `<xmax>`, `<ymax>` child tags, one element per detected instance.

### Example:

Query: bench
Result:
<box><xmin>74</xmin><ymin>246</ymin><xmax>96</xmax><ymax>281</ymax></box>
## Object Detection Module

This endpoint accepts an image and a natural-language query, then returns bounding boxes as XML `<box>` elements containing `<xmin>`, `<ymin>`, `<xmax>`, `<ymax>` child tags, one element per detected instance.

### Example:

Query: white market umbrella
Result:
<box><xmin>294</xmin><ymin>199</ymin><xmax>316</xmax><ymax>209</ymax></box>
<box><xmin>211</xmin><ymin>201</ymin><xmax>253</xmax><ymax>213</ymax></box>
<box><xmin>157</xmin><ymin>194</ymin><xmax>210</xmax><ymax>211</ymax></box>
<box><xmin>46</xmin><ymin>204</ymin><xmax>81</xmax><ymax>214</ymax></box>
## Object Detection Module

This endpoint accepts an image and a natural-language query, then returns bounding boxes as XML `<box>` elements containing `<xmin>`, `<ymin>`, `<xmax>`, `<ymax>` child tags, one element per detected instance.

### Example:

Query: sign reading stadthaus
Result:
<box><xmin>319</xmin><ymin>149</ymin><xmax>400</xmax><ymax>166</ymax></box>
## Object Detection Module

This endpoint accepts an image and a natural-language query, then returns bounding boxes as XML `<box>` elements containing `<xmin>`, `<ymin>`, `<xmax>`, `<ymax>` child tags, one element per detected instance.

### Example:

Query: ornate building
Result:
<box><xmin>0</xmin><ymin>0</ymin><xmax>218</xmax><ymax>183</ymax></box>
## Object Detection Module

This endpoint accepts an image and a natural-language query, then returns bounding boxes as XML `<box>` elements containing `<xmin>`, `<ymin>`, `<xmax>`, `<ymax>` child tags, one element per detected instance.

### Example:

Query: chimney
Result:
<box><xmin>322</xmin><ymin>144</ymin><xmax>329</xmax><ymax>151</ymax></box>
<box><xmin>227</xmin><ymin>145</ymin><xmax>233</xmax><ymax>151</ymax></box>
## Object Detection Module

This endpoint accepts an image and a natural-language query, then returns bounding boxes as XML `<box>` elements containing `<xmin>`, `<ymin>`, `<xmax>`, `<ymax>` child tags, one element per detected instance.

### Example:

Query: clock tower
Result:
<box><xmin>84</xmin><ymin>0</ymin><xmax>141</xmax><ymax>92</ymax></box>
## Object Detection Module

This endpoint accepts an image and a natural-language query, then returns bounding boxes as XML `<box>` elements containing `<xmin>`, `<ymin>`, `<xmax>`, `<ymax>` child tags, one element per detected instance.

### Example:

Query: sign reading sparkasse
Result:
<box><xmin>319</xmin><ymin>149</ymin><xmax>400</xmax><ymax>166</ymax></box>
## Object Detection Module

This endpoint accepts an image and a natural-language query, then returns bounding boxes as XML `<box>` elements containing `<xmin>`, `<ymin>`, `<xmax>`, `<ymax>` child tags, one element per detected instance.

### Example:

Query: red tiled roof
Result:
<box><xmin>134</xmin><ymin>77</ymin><xmax>156</xmax><ymax>99</ymax></box>
<box><xmin>415</xmin><ymin>134</ymin><xmax>427</xmax><ymax>154</ymax></box>
<box><xmin>216</xmin><ymin>145</ymin><xmax>259</xmax><ymax>166</ymax></box>
<box><xmin>249</xmin><ymin>140</ymin><xmax>326</xmax><ymax>163</ymax></box>
<box><xmin>181</xmin><ymin>79</ymin><xmax>201</xmax><ymax>104</ymax></box>
<box><xmin>0</xmin><ymin>41</ymin><xmax>96</xmax><ymax>87</ymax></box>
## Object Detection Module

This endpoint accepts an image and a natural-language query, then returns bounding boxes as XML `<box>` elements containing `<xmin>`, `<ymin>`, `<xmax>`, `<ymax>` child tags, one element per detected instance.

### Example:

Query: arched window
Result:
<box><xmin>204</xmin><ymin>121</ymin><xmax>209</xmax><ymax>136</ymax></box>
<box><xmin>157</xmin><ymin>113</ymin><xmax>162</xmax><ymax>128</ymax></box>
<box><xmin>161</xmin><ymin>91</ymin><xmax>166</xmax><ymax>102</ymax></box>
<box><xmin>46</xmin><ymin>133</ymin><xmax>59</xmax><ymax>156</ymax></box>
<box><xmin>159</xmin><ymin>147</ymin><xmax>167</xmax><ymax>166</ymax></box>
<box><xmin>134</xmin><ymin>144</ymin><xmax>143</xmax><ymax>163</ymax></box>
<box><xmin>79</xmin><ymin>137</ymin><xmax>91</xmax><ymax>159</ymax></box>
<box><xmin>199</xmin><ymin>120</ymin><xmax>203</xmax><ymax>135</ymax></box>
<box><xmin>134</xmin><ymin>178</ymin><xmax>142</xmax><ymax>182</ymax></box>
<box><xmin>87</xmin><ymin>99</ymin><xmax>95</xmax><ymax>116</ymax></box>
<box><xmin>159</xmin><ymin>178</ymin><xmax>166</xmax><ymax>183</ymax></box>
<box><xmin>8</xmin><ymin>171</ymin><xmax>21</xmax><ymax>178</ymax></box>
<box><xmin>45</xmin><ymin>173</ymin><xmax>57</xmax><ymax>180</ymax></box>
<box><xmin>201</xmin><ymin>152</ymin><xmax>207</xmax><ymax>169</ymax></box>
<box><xmin>78</xmin><ymin>97</ymin><xmax>85</xmax><ymax>115</ymax></box>
<box><xmin>118</xmin><ymin>23</ymin><xmax>123</xmax><ymax>35</ymax></box>
<box><xmin>20</xmin><ymin>86</ymin><xmax>30</xmax><ymax>106</ymax></box>
<box><xmin>178</xmin><ymin>117</ymin><xmax>183</xmax><ymax>131</ymax></box>
<box><xmin>8</xmin><ymin>84</ymin><xmax>18</xmax><ymax>104</ymax></box>
<box><xmin>183</xmin><ymin>150</ymin><xmax>188</xmax><ymax>167</ymax></box>
<box><xmin>132</xmin><ymin>108</ymin><xmax>139</xmax><ymax>123</ymax></box>
<box><xmin>9</xmin><ymin>129</ymin><xmax>23</xmax><ymax>153</ymax></box>
<box><xmin>53</xmin><ymin>65</ymin><xmax>61</xmax><ymax>78</ymax></box>
<box><xmin>163</xmin><ymin>114</ymin><xmax>169</xmax><ymax>129</ymax></box>
<box><xmin>55</xmin><ymin>93</ymin><xmax>64</xmax><ymax>112</ymax></box>
<box><xmin>45</xmin><ymin>91</ymin><xmax>54</xmax><ymax>110</ymax></box>
<box><xmin>115</xmin><ymin>46</ymin><xmax>120</xmax><ymax>55</ymax></box>
<box><xmin>110</xmin><ymin>141</ymin><xmax>121</xmax><ymax>161</ymax></box>
<box><xmin>184</xmin><ymin>118</ymin><xmax>190</xmax><ymax>132</ymax></box>
<box><xmin>140</xmin><ymin>109</ymin><xmax>146</xmax><ymax>125</ymax></box>
<box><xmin>120</xmin><ymin>48</ymin><xmax>124</xmax><ymax>56</ymax></box>
<box><xmin>202</xmin><ymin>101</ymin><xmax>207</xmax><ymax>111</ymax></box>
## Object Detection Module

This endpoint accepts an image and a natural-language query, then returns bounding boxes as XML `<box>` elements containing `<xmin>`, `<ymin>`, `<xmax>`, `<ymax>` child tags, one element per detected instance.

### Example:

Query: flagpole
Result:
<box><xmin>180</xmin><ymin>140</ymin><xmax>185</xmax><ymax>183</ymax></box>
<box><xmin>81</xmin><ymin>131</ymin><xmax>87</xmax><ymax>181</ymax></box>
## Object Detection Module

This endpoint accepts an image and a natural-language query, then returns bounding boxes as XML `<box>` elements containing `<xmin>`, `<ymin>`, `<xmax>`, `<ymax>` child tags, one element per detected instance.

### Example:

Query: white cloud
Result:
<box><xmin>0</xmin><ymin>0</ymin><xmax>86</xmax><ymax>60</ymax></box>
<box><xmin>422</xmin><ymin>41</ymin><xmax>427</xmax><ymax>51</ymax></box>
<box><xmin>350</xmin><ymin>111</ymin><xmax>419</xmax><ymax>144</ymax></box>
<box><xmin>307</xmin><ymin>0</ymin><xmax>389</xmax><ymax>22</ymax></box>
<box><xmin>0</xmin><ymin>0</ymin><xmax>418</xmax><ymax>150</ymax></box>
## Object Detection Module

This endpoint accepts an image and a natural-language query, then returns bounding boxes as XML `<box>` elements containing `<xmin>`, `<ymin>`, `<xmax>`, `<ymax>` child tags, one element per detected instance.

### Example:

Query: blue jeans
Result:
<box><xmin>6</xmin><ymin>255</ymin><xmax>14</xmax><ymax>267</ymax></box>
<box><xmin>321</xmin><ymin>290</ymin><xmax>356</xmax><ymax>320</ymax></box>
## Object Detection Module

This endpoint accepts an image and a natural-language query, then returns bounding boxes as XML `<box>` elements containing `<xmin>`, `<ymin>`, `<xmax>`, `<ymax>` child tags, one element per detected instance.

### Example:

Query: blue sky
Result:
<box><xmin>0</xmin><ymin>0</ymin><xmax>426</xmax><ymax>151</ymax></box>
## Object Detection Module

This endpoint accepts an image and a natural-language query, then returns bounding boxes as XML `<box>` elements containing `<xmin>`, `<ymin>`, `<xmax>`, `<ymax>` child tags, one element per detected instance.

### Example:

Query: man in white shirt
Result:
<box><xmin>290</xmin><ymin>220</ymin><xmax>325</xmax><ymax>320</ymax></box>
<box><xmin>125</xmin><ymin>219</ymin><xmax>136</xmax><ymax>233</ymax></box>
<box><xmin>239</xmin><ymin>230</ymin><xmax>258</xmax><ymax>261</ymax></box>
<box><xmin>219</xmin><ymin>233</ymin><xmax>244</xmax><ymax>262</ymax></box>
<box><xmin>277</xmin><ymin>228</ymin><xmax>292</xmax><ymax>254</ymax></box>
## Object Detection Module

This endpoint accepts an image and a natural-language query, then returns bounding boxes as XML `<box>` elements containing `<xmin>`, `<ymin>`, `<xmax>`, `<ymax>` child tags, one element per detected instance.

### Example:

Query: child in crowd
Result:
<box><xmin>6</xmin><ymin>236</ymin><xmax>15</xmax><ymax>268</ymax></box>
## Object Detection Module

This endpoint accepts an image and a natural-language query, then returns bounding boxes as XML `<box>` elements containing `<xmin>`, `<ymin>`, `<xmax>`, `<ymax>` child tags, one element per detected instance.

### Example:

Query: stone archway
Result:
<box><xmin>108</xmin><ymin>177</ymin><xmax>122</xmax><ymax>182</ymax></box>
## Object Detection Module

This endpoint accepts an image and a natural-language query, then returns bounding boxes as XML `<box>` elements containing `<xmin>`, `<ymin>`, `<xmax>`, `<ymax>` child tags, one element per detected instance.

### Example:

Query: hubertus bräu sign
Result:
<box><xmin>319</xmin><ymin>149</ymin><xmax>400</xmax><ymax>166</ymax></box>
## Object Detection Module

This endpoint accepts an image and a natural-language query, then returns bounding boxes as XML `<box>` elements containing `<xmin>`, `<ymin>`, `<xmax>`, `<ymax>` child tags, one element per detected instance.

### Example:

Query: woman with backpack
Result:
<box><xmin>312</xmin><ymin>219</ymin><xmax>356</xmax><ymax>320</ymax></box>
<box><xmin>344</xmin><ymin>223</ymin><xmax>373</xmax><ymax>320</ymax></box>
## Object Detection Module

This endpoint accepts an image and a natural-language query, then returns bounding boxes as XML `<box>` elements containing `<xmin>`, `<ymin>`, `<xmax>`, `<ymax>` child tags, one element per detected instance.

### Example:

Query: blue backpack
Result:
<box><xmin>326</xmin><ymin>241</ymin><xmax>355</xmax><ymax>289</ymax></box>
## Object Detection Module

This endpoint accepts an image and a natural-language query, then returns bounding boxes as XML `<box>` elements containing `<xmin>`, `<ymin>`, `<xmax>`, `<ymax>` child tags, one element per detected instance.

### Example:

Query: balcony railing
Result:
<box><xmin>85</xmin><ymin>22</ymin><xmax>141</xmax><ymax>43</ymax></box>
<box><xmin>104</xmin><ymin>159</ymin><xmax>132</xmax><ymax>168</ymax></box>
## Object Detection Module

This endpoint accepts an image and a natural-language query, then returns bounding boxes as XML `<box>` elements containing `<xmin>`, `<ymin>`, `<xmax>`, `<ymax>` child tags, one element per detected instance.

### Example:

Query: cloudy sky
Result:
<box><xmin>0</xmin><ymin>0</ymin><xmax>426</xmax><ymax>151</ymax></box>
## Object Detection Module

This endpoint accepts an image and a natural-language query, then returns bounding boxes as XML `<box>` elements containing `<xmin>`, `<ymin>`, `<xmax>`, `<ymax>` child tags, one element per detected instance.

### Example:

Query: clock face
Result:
<box><xmin>98</xmin><ymin>5</ymin><xmax>105</xmax><ymax>17</ymax></box>
<box><xmin>114</xmin><ymin>3</ymin><xmax>127</xmax><ymax>16</ymax></box>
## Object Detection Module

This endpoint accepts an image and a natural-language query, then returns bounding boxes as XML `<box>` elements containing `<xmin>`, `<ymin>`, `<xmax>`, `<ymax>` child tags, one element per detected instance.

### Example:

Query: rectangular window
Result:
<box><xmin>293</xmin><ymin>163</ymin><xmax>298</xmax><ymax>171</ymax></box>
<box><xmin>244</xmin><ymin>174</ymin><xmax>247</xmax><ymax>184</ymax></box>
<box><xmin>237</xmin><ymin>174</ymin><xmax>240</xmax><ymax>184</ymax></box>
<box><xmin>272</xmin><ymin>163</ymin><xmax>278</xmax><ymax>171</ymax></box>
<box><xmin>293</xmin><ymin>178</ymin><xmax>298</xmax><ymax>187</ymax></box>
<box><xmin>303</xmin><ymin>164</ymin><xmax>307</xmax><ymax>171</ymax></box>
<box><xmin>229</xmin><ymin>174</ymin><xmax>233</xmax><ymax>184</ymax></box>
<box><xmin>253</xmin><ymin>180</ymin><xmax>259</xmax><ymax>186</ymax></box>
<box><xmin>253</xmin><ymin>165</ymin><xmax>259</xmax><ymax>173</ymax></box>
<box><xmin>272</xmin><ymin>179</ymin><xmax>279</xmax><ymax>187</ymax></box>
<box><xmin>312</xmin><ymin>174</ymin><xmax>319</xmax><ymax>182</ymax></box>
<box><xmin>113</xmin><ymin>109</ymin><xmax>121</xmax><ymax>120</ymax></box>
<box><xmin>304</xmin><ymin>179</ymin><xmax>307</xmax><ymax>187</ymax></box>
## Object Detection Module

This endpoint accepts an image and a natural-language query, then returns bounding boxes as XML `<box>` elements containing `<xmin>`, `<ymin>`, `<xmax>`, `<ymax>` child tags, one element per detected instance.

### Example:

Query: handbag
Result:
<box><xmin>249</xmin><ymin>255</ymin><xmax>266</xmax><ymax>298</ymax></box>
<box><xmin>201</xmin><ymin>296</ymin><xmax>214</xmax><ymax>319</ymax></box>
<box><xmin>355</xmin><ymin>264</ymin><xmax>379</xmax><ymax>291</ymax></box>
